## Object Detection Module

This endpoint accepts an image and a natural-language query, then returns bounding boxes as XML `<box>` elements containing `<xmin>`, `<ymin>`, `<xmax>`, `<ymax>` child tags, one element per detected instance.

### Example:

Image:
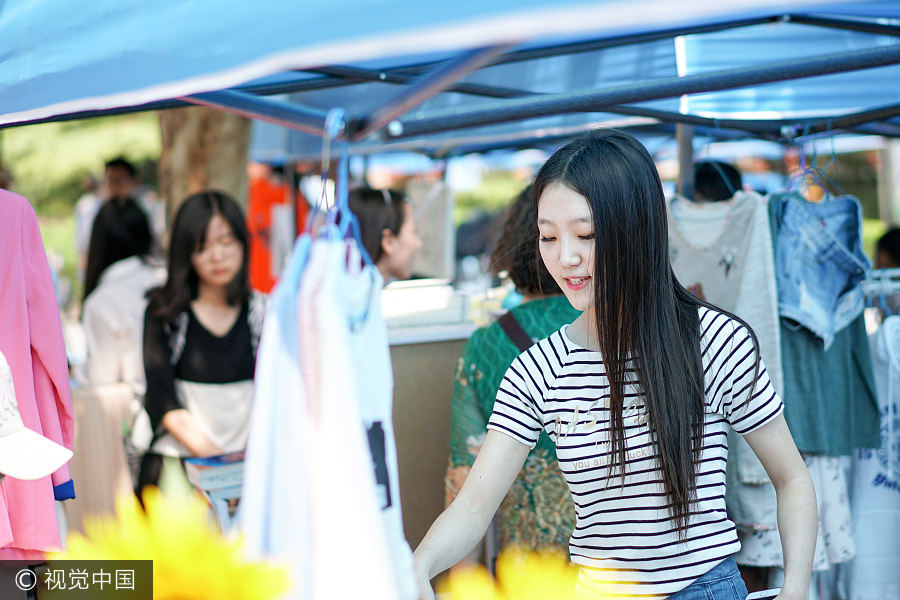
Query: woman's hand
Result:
<box><xmin>161</xmin><ymin>409</ymin><xmax>224</xmax><ymax>456</ymax></box>
<box><xmin>413</xmin><ymin>556</ymin><xmax>435</xmax><ymax>600</ymax></box>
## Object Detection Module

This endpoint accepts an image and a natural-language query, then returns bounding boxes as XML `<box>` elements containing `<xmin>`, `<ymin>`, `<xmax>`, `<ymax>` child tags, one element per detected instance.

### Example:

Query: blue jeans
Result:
<box><xmin>770</xmin><ymin>192</ymin><xmax>870</xmax><ymax>350</ymax></box>
<box><xmin>668</xmin><ymin>557</ymin><xmax>748</xmax><ymax>600</ymax></box>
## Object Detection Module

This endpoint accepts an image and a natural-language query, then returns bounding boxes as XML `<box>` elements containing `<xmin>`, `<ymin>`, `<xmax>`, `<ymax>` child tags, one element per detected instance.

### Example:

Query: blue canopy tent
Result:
<box><xmin>3</xmin><ymin>0</ymin><xmax>900</xmax><ymax>158</ymax></box>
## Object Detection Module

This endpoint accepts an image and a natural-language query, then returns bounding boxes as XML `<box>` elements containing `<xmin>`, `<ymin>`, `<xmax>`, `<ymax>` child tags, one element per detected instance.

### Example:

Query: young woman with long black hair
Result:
<box><xmin>136</xmin><ymin>190</ymin><xmax>264</xmax><ymax>494</ymax></box>
<box><xmin>413</xmin><ymin>130</ymin><xmax>816</xmax><ymax>600</ymax></box>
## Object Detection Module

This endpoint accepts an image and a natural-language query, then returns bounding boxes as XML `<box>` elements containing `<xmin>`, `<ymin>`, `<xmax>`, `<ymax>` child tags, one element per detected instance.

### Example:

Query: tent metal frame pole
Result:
<box><xmin>391</xmin><ymin>43</ymin><xmax>900</xmax><ymax>138</ymax></box>
<box><xmin>305</xmin><ymin>65</ymin><xmax>791</xmax><ymax>139</ymax></box>
<box><xmin>182</xmin><ymin>90</ymin><xmax>331</xmax><ymax>136</ymax></box>
<box><xmin>676</xmin><ymin>124</ymin><xmax>695</xmax><ymax>199</ymax></box>
<box><xmin>285</xmin><ymin>16</ymin><xmax>783</xmax><ymax>95</ymax></box>
<box><xmin>789</xmin><ymin>103</ymin><xmax>900</xmax><ymax>138</ymax></box>
<box><xmin>306</xmin><ymin>65</ymin><xmax>528</xmax><ymax>99</ymax></box>
<box><xmin>348</xmin><ymin>44</ymin><xmax>512</xmax><ymax>140</ymax></box>
<box><xmin>786</xmin><ymin>14</ymin><xmax>900</xmax><ymax>37</ymax></box>
<box><xmin>603</xmin><ymin>106</ymin><xmax>783</xmax><ymax>137</ymax></box>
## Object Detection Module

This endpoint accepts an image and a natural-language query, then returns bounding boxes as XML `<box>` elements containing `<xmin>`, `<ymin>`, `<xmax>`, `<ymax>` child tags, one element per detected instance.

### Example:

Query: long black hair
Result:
<box><xmin>146</xmin><ymin>190</ymin><xmax>250</xmax><ymax>322</ymax></box>
<box><xmin>83</xmin><ymin>198</ymin><xmax>153</xmax><ymax>300</ymax></box>
<box><xmin>533</xmin><ymin>129</ymin><xmax>759</xmax><ymax>533</ymax></box>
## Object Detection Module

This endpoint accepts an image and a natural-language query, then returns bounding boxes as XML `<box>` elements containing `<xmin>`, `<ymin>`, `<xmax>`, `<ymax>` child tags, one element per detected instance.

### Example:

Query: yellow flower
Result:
<box><xmin>495</xmin><ymin>547</ymin><xmax>579</xmax><ymax>600</ymax></box>
<box><xmin>62</xmin><ymin>488</ymin><xmax>290</xmax><ymax>600</ymax></box>
<box><xmin>438</xmin><ymin>547</ymin><xmax>579</xmax><ymax>600</ymax></box>
<box><xmin>436</xmin><ymin>563</ymin><xmax>503</xmax><ymax>600</ymax></box>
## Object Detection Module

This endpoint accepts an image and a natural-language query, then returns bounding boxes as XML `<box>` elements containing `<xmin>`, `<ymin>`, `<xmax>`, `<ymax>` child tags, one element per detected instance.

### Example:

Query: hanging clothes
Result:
<box><xmin>241</xmin><ymin>233</ymin><xmax>416</xmax><ymax>600</ymax></box>
<box><xmin>305</xmin><ymin>236</ymin><xmax>399</xmax><ymax>600</ymax></box>
<box><xmin>838</xmin><ymin>316</ymin><xmax>900</xmax><ymax>600</ymax></box>
<box><xmin>779</xmin><ymin>314</ymin><xmax>880</xmax><ymax>454</ymax></box>
<box><xmin>768</xmin><ymin>193</ymin><xmax>880</xmax><ymax>454</ymax></box>
<box><xmin>667</xmin><ymin>191</ymin><xmax>782</xmax><ymax>532</ymax></box>
<box><xmin>240</xmin><ymin>235</ymin><xmax>313</xmax><ymax>597</ymax></box>
<box><xmin>769</xmin><ymin>191</ymin><xmax>869</xmax><ymax>350</ymax></box>
<box><xmin>342</xmin><ymin>241</ymin><xmax>418</xmax><ymax>600</ymax></box>
<box><xmin>736</xmin><ymin>454</ymin><xmax>855</xmax><ymax>571</ymax></box>
<box><xmin>744</xmin><ymin>189</ymin><xmax>875</xmax><ymax>573</ymax></box>
<box><xmin>0</xmin><ymin>189</ymin><xmax>74</xmax><ymax>560</ymax></box>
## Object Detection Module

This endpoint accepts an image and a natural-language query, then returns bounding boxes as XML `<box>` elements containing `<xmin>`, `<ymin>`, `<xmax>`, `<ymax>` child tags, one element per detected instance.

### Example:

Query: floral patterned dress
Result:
<box><xmin>445</xmin><ymin>296</ymin><xmax>579</xmax><ymax>551</ymax></box>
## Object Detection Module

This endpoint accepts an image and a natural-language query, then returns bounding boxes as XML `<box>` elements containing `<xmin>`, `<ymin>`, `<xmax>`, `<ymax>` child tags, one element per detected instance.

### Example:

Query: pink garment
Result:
<box><xmin>0</xmin><ymin>189</ymin><xmax>74</xmax><ymax>559</ymax></box>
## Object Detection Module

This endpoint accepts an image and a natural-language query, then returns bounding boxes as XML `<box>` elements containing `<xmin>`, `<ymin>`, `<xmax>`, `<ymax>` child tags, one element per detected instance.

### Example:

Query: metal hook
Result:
<box><xmin>317</xmin><ymin>108</ymin><xmax>347</xmax><ymax>217</ymax></box>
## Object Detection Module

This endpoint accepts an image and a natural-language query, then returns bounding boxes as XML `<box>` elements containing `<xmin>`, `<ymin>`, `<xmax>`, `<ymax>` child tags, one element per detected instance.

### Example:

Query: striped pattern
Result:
<box><xmin>487</xmin><ymin>307</ymin><xmax>783</xmax><ymax>598</ymax></box>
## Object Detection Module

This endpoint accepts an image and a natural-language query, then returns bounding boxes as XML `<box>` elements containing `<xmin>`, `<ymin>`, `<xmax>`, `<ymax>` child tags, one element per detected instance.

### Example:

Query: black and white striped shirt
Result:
<box><xmin>487</xmin><ymin>307</ymin><xmax>783</xmax><ymax>598</ymax></box>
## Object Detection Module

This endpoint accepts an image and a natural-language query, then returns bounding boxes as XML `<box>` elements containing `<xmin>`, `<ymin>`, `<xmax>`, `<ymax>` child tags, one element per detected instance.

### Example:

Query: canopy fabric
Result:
<box><xmin>250</xmin><ymin>6</ymin><xmax>900</xmax><ymax>159</ymax></box>
<box><xmin>3</xmin><ymin>0</ymin><xmax>900</xmax><ymax>159</ymax></box>
<box><xmin>0</xmin><ymin>0</ymin><xmax>865</xmax><ymax>126</ymax></box>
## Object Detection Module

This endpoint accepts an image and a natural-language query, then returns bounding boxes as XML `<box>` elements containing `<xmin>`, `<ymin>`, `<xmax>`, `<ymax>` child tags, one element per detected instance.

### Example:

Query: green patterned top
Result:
<box><xmin>445</xmin><ymin>295</ymin><xmax>580</xmax><ymax>550</ymax></box>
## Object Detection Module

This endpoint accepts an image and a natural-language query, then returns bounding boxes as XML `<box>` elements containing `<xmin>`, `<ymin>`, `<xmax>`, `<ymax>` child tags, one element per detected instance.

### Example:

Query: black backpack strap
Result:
<box><xmin>498</xmin><ymin>311</ymin><xmax>533</xmax><ymax>352</ymax></box>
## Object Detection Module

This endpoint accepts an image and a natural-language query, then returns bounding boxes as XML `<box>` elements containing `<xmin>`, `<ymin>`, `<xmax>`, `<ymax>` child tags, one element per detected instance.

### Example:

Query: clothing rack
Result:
<box><xmin>862</xmin><ymin>268</ymin><xmax>900</xmax><ymax>298</ymax></box>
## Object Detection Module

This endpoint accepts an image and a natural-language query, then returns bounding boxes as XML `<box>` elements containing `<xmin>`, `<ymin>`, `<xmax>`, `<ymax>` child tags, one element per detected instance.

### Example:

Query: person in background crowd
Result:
<box><xmin>875</xmin><ymin>227</ymin><xmax>900</xmax><ymax>269</ymax></box>
<box><xmin>348</xmin><ymin>186</ymin><xmax>423</xmax><ymax>284</ymax></box>
<box><xmin>445</xmin><ymin>184</ymin><xmax>579</xmax><ymax>568</ymax></box>
<box><xmin>866</xmin><ymin>226</ymin><xmax>900</xmax><ymax>324</ymax></box>
<box><xmin>136</xmin><ymin>191</ymin><xmax>264</xmax><ymax>496</ymax></box>
<box><xmin>104</xmin><ymin>157</ymin><xmax>138</xmax><ymax>202</ymax></box>
<box><xmin>693</xmin><ymin>160</ymin><xmax>743</xmax><ymax>202</ymax></box>
<box><xmin>76</xmin><ymin>198</ymin><xmax>165</xmax><ymax>392</ymax></box>
<box><xmin>414</xmin><ymin>130</ymin><xmax>817</xmax><ymax>600</ymax></box>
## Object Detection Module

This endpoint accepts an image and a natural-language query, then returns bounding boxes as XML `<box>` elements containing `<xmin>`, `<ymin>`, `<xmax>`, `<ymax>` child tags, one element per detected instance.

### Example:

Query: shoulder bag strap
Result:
<box><xmin>497</xmin><ymin>311</ymin><xmax>533</xmax><ymax>352</ymax></box>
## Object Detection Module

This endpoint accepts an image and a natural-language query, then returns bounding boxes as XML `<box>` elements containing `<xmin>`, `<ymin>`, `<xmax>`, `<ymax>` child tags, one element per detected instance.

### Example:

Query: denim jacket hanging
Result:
<box><xmin>769</xmin><ymin>191</ymin><xmax>870</xmax><ymax>349</ymax></box>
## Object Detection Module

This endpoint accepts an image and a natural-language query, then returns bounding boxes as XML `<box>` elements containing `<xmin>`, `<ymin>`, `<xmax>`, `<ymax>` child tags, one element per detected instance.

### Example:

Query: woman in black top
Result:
<box><xmin>137</xmin><ymin>190</ymin><xmax>264</xmax><ymax>495</ymax></box>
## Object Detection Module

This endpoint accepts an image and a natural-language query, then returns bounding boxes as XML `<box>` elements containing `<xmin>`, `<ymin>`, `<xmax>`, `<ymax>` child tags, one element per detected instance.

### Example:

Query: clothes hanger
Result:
<box><xmin>278</xmin><ymin>108</ymin><xmax>347</xmax><ymax>296</ymax></box>
<box><xmin>307</xmin><ymin>109</ymin><xmax>374</xmax><ymax>267</ymax></box>
<box><xmin>787</xmin><ymin>123</ymin><xmax>844</xmax><ymax>200</ymax></box>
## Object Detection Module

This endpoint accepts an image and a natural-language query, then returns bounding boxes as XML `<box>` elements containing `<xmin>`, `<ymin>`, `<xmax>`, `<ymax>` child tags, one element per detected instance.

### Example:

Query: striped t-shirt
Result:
<box><xmin>487</xmin><ymin>307</ymin><xmax>783</xmax><ymax>598</ymax></box>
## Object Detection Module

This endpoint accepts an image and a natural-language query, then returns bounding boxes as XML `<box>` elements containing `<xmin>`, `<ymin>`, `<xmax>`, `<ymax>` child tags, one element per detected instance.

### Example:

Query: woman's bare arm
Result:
<box><xmin>743</xmin><ymin>414</ymin><xmax>817</xmax><ymax>600</ymax></box>
<box><xmin>413</xmin><ymin>430</ymin><xmax>531</xmax><ymax>599</ymax></box>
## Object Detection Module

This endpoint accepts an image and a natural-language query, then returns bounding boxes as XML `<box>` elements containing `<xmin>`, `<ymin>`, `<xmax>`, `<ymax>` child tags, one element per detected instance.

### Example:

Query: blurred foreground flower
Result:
<box><xmin>63</xmin><ymin>487</ymin><xmax>290</xmax><ymax>600</ymax></box>
<box><xmin>438</xmin><ymin>547</ymin><xmax>579</xmax><ymax>600</ymax></box>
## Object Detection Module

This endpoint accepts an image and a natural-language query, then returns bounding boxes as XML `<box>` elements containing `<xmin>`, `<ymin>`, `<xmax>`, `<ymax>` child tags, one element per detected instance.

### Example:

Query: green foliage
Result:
<box><xmin>1</xmin><ymin>113</ymin><xmax>161</xmax><ymax>216</ymax></box>
<box><xmin>454</xmin><ymin>171</ymin><xmax>527</xmax><ymax>225</ymax></box>
<box><xmin>38</xmin><ymin>215</ymin><xmax>79</xmax><ymax>303</ymax></box>
<box><xmin>863</xmin><ymin>218</ymin><xmax>889</xmax><ymax>263</ymax></box>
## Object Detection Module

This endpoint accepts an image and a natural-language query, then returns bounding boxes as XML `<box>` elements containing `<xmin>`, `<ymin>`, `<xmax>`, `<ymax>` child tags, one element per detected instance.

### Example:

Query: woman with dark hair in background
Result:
<box><xmin>445</xmin><ymin>184</ymin><xmax>579</xmax><ymax>567</ymax></box>
<box><xmin>348</xmin><ymin>187</ymin><xmax>422</xmax><ymax>284</ymax></box>
<box><xmin>414</xmin><ymin>130</ymin><xmax>816</xmax><ymax>600</ymax></box>
<box><xmin>77</xmin><ymin>198</ymin><xmax>164</xmax><ymax>390</ymax></box>
<box><xmin>136</xmin><ymin>190</ymin><xmax>265</xmax><ymax>494</ymax></box>
<box><xmin>83</xmin><ymin>197</ymin><xmax>154</xmax><ymax>301</ymax></box>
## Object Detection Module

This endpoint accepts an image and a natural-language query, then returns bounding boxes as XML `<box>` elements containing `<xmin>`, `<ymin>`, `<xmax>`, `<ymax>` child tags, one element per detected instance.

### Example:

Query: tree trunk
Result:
<box><xmin>157</xmin><ymin>106</ymin><xmax>251</xmax><ymax>218</ymax></box>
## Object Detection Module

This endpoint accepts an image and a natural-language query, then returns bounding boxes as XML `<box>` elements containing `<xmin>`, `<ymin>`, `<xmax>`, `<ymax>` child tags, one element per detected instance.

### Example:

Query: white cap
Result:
<box><xmin>0</xmin><ymin>350</ymin><xmax>72</xmax><ymax>481</ymax></box>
